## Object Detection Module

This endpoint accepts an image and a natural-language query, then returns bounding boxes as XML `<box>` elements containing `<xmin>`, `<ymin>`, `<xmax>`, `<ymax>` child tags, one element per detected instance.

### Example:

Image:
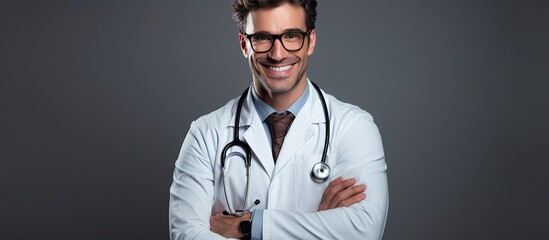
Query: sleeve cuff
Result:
<box><xmin>251</xmin><ymin>209</ymin><xmax>264</xmax><ymax>240</ymax></box>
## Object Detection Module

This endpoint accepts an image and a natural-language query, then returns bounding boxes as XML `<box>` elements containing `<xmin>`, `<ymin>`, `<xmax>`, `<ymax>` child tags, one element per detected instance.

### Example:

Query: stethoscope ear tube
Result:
<box><xmin>221</xmin><ymin>87</ymin><xmax>252</xmax><ymax>216</ymax></box>
<box><xmin>221</xmin><ymin>87</ymin><xmax>252</xmax><ymax>169</ymax></box>
<box><xmin>221</xmin><ymin>140</ymin><xmax>251</xmax><ymax>169</ymax></box>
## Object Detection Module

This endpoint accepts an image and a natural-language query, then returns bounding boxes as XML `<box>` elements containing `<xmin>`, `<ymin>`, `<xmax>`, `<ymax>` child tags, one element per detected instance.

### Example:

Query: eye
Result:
<box><xmin>284</xmin><ymin>32</ymin><xmax>300</xmax><ymax>39</ymax></box>
<box><xmin>251</xmin><ymin>34</ymin><xmax>271</xmax><ymax>42</ymax></box>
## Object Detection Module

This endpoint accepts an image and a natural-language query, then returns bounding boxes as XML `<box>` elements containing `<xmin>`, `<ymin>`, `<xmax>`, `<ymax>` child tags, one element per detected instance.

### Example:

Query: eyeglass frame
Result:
<box><xmin>244</xmin><ymin>30</ymin><xmax>310</xmax><ymax>53</ymax></box>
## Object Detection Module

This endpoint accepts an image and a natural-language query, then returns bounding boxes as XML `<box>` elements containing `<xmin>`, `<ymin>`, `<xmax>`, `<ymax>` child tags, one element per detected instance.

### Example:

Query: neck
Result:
<box><xmin>255</xmin><ymin>78</ymin><xmax>307</xmax><ymax>112</ymax></box>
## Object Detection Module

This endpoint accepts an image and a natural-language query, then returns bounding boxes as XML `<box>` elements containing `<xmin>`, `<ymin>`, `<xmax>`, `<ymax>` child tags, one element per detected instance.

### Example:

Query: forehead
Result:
<box><xmin>245</xmin><ymin>3</ymin><xmax>307</xmax><ymax>34</ymax></box>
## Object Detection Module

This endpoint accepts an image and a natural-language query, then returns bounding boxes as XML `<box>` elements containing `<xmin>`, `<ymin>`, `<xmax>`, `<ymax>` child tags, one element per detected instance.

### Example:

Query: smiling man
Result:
<box><xmin>169</xmin><ymin>1</ymin><xmax>388</xmax><ymax>239</ymax></box>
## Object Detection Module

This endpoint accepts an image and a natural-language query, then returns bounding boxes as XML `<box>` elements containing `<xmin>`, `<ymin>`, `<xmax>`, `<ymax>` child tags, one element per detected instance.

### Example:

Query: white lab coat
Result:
<box><xmin>169</xmin><ymin>81</ymin><xmax>388</xmax><ymax>240</ymax></box>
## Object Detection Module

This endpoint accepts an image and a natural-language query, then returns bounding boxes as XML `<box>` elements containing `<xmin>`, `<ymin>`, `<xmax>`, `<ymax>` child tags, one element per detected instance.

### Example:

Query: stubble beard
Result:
<box><xmin>250</xmin><ymin>57</ymin><xmax>308</xmax><ymax>96</ymax></box>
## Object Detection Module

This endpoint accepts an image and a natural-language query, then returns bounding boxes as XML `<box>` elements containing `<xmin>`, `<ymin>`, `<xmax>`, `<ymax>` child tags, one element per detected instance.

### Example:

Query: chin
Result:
<box><xmin>264</xmin><ymin>77</ymin><xmax>298</xmax><ymax>93</ymax></box>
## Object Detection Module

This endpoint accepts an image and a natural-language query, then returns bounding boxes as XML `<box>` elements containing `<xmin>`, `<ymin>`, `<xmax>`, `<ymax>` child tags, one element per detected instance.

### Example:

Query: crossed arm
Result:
<box><xmin>171</xmin><ymin>109</ymin><xmax>388</xmax><ymax>239</ymax></box>
<box><xmin>210</xmin><ymin>177</ymin><xmax>367</xmax><ymax>239</ymax></box>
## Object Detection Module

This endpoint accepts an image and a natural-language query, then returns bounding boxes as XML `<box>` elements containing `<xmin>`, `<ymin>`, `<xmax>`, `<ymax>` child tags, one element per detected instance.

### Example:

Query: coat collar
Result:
<box><xmin>226</xmin><ymin>80</ymin><xmax>326</xmax><ymax>128</ymax></box>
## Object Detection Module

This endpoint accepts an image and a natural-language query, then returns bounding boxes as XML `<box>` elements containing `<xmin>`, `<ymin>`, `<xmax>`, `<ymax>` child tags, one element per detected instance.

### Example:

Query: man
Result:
<box><xmin>169</xmin><ymin>1</ymin><xmax>388</xmax><ymax>239</ymax></box>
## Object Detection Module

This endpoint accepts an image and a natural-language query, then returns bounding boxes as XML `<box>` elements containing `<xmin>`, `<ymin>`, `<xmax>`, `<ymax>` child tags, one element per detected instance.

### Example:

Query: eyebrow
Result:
<box><xmin>251</xmin><ymin>28</ymin><xmax>306</xmax><ymax>35</ymax></box>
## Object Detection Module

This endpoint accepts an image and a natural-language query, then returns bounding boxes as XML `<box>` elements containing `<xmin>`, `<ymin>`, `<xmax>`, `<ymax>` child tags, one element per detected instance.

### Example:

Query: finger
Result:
<box><xmin>319</xmin><ymin>177</ymin><xmax>356</xmax><ymax>210</ymax></box>
<box><xmin>320</xmin><ymin>178</ymin><xmax>347</xmax><ymax>204</ymax></box>
<box><xmin>326</xmin><ymin>178</ymin><xmax>356</xmax><ymax>199</ymax></box>
<box><xmin>328</xmin><ymin>183</ymin><xmax>366</xmax><ymax>209</ymax></box>
<box><xmin>337</xmin><ymin>192</ymin><xmax>367</xmax><ymax>208</ymax></box>
<box><xmin>319</xmin><ymin>177</ymin><xmax>343</xmax><ymax>210</ymax></box>
<box><xmin>319</xmin><ymin>177</ymin><xmax>342</xmax><ymax>209</ymax></box>
<box><xmin>324</xmin><ymin>178</ymin><xmax>357</xmax><ymax>205</ymax></box>
<box><xmin>210</xmin><ymin>216</ymin><xmax>217</xmax><ymax>232</ymax></box>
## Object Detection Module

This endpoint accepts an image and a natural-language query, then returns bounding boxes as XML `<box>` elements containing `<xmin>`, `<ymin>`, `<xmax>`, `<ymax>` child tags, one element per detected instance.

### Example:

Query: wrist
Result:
<box><xmin>239</xmin><ymin>213</ymin><xmax>252</xmax><ymax>238</ymax></box>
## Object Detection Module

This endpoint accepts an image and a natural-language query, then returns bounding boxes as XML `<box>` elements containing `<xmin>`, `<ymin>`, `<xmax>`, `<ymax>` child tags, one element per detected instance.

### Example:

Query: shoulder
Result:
<box><xmin>324</xmin><ymin>92</ymin><xmax>375</xmax><ymax>127</ymax></box>
<box><xmin>191</xmin><ymin>97</ymin><xmax>238</xmax><ymax>132</ymax></box>
<box><xmin>322</xmin><ymin>91</ymin><xmax>382</xmax><ymax>145</ymax></box>
<box><xmin>322</xmin><ymin>91</ymin><xmax>385</xmax><ymax>159</ymax></box>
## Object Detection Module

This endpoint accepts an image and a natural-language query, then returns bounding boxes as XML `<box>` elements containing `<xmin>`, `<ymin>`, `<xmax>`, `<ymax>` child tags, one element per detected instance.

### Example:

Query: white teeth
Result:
<box><xmin>268</xmin><ymin>65</ymin><xmax>291</xmax><ymax>72</ymax></box>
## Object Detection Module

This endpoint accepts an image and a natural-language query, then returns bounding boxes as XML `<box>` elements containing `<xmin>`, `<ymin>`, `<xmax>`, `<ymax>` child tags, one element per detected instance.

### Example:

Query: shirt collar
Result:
<box><xmin>251</xmin><ymin>81</ymin><xmax>310</xmax><ymax>122</ymax></box>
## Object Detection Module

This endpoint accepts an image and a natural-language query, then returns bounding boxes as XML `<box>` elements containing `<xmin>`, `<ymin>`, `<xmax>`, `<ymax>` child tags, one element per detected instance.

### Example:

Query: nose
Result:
<box><xmin>268</xmin><ymin>38</ymin><xmax>288</xmax><ymax>61</ymax></box>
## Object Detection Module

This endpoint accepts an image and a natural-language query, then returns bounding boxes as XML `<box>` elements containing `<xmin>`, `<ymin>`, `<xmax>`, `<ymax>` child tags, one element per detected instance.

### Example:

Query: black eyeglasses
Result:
<box><xmin>245</xmin><ymin>31</ymin><xmax>309</xmax><ymax>53</ymax></box>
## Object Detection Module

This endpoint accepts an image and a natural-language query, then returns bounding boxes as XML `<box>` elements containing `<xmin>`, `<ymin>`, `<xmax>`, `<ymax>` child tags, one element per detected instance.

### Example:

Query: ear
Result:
<box><xmin>307</xmin><ymin>29</ymin><xmax>317</xmax><ymax>56</ymax></box>
<box><xmin>238</xmin><ymin>33</ymin><xmax>249</xmax><ymax>57</ymax></box>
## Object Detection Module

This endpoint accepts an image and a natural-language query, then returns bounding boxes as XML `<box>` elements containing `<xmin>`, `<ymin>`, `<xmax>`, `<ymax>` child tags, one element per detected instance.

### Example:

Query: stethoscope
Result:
<box><xmin>220</xmin><ymin>82</ymin><xmax>330</xmax><ymax>216</ymax></box>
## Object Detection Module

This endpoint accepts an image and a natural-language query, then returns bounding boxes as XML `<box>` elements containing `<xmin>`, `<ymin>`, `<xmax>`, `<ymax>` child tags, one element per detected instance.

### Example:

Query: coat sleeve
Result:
<box><xmin>261</xmin><ymin>110</ymin><xmax>389</xmax><ymax>240</ymax></box>
<box><xmin>169</xmin><ymin>121</ymin><xmax>226</xmax><ymax>240</ymax></box>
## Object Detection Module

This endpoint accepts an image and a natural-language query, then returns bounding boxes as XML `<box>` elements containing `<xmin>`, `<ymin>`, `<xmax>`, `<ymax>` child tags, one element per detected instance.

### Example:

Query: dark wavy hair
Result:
<box><xmin>232</xmin><ymin>0</ymin><xmax>318</xmax><ymax>33</ymax></box>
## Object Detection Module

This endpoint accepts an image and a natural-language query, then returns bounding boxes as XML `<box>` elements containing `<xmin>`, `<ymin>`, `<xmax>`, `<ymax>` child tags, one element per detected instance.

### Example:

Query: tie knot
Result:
<box><xmin>267</xmin><ymin>112</ymin><xmax>295</xmax><ymax>138</ymax></box>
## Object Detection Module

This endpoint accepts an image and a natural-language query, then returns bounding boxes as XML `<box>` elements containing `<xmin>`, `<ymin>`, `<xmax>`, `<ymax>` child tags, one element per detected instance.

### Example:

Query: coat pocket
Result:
<box><xmin>294</xmin><ymin>154</ymin><xmax>331</xmax><ymax>212</ymax></box>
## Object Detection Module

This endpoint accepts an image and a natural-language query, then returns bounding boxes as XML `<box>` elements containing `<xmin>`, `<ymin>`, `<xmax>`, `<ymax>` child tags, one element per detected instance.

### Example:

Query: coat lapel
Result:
<box><xmin>272</xmin><ymin>105</ymin><xmax>313</xmax><ymax>175</ymax></box>
<box><xmin>230</xmin><ymin>88</ymin><xmax>275</xmax><ymax>179</ymax></box>
<box><xmin>243</xmin><ymin>120</ymin><xmax>275</xmax><ymax>179</ymax></box>
<box><xmin>272</xmin><ymin>81</ymin><xmax>327</xmax><ymax>177</ymax></box>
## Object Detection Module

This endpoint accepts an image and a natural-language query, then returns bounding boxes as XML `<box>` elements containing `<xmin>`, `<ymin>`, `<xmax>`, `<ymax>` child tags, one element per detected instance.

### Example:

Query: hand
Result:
<box><xmin>318</xmin><ymin>177</ymin><xmax>366</xmax><ymax>211</ymax></box>
<box><xmin>210</xmin><ymin>212</ymin><xmax>251</xmax><ymax>239</ymax></box>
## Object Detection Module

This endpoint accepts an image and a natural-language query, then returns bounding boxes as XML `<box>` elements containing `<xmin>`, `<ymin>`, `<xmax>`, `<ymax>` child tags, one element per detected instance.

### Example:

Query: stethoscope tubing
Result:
<box><xmin>311</xmin><ymin>81</ymin><xmax>330</xmax><ymax>165</ymax></box>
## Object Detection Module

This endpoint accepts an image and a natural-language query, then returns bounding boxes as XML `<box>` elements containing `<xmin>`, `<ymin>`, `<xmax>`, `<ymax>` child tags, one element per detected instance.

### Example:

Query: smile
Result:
<box><xmin>263</xmin><ymin>64</ymin><xmax>294</xmax><ymax>73</ymax></box>
<box><xmin>268</xmin><ymin>65</ymin><xmax>292</xmax><ymax>72</ymax></box>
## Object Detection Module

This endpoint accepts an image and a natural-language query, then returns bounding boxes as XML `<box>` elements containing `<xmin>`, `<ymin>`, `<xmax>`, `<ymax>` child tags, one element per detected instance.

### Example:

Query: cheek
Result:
<box><xmin>250</xmin><ymin>54</ymin><xmax>264</xmax><ymax>68</ymax></box>
<box><xmin>249</xmin><ymin>55</ymin><xmax>262</xmax><ymax>73</ymax></box>
<box><xmin>249</xmin><ymin>55</ymin><xmax>257</xmax><ymax>68</ymax></box>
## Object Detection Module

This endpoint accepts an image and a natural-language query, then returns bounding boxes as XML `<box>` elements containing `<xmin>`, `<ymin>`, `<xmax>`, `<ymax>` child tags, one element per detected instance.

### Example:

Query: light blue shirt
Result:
<box><xmin>251</xmin><ymin>82</ymin><xmax>309</xmax><ymax>144</ymax></box>
<box><xmin>249</xmin><ymin>82</ymin><xmax>309</xmax><ymax>240</ymax></box>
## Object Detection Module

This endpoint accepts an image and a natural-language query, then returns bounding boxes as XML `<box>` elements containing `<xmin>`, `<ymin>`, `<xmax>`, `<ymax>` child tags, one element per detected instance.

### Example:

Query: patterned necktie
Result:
<box><xmin>267</xmin><ymin>112</ymin><xmax>295</xmax><ymax>162</ymax></box>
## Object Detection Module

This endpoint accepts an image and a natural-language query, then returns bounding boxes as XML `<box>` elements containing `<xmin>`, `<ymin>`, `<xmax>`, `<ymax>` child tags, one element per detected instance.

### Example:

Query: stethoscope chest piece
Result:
<box><xmin>310</xmin><ymin>162</ymin><xmax>330</xmax><ymax>183</ymax></box>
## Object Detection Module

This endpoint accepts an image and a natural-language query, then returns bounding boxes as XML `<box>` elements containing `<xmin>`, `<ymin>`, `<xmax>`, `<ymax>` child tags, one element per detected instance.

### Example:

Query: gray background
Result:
<box><xmin>1</xmin><ymin>1</ymin><xmax>548</xmax><ymax>239</ymax></box>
